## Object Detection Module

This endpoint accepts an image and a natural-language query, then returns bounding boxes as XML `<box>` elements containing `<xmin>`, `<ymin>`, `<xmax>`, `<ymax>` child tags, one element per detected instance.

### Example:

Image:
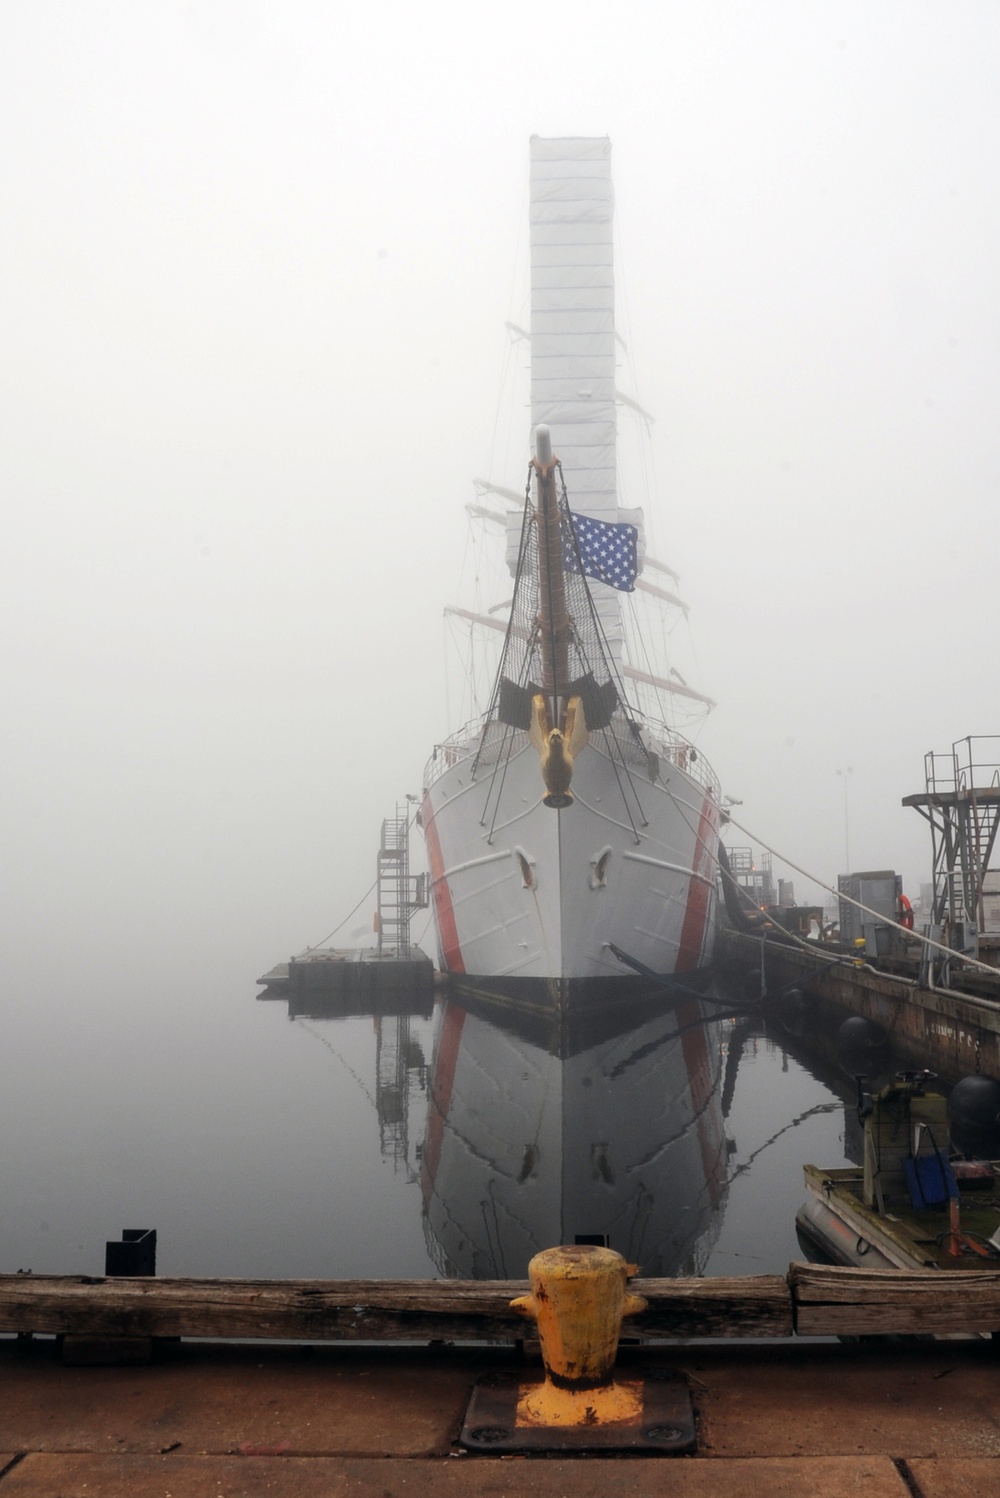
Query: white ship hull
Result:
<box><xmin>421</xmin><ymin>728</ymin><xmax>719</xmax><ymax>995</ymax></box>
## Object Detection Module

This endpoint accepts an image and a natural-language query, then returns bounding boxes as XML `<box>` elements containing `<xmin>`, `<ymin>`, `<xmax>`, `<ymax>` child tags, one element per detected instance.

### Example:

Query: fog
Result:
<box><xmin>3</xmin><ymin>0</ymin><xmax>999</xmax><ymax>1016</ymax></box>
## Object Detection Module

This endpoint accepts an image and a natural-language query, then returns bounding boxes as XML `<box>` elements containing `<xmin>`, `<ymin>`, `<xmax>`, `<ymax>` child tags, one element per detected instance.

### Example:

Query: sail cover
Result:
<box><xmin>529</xmin><ymin>135</ymin><xmax>624</xmax><ymax>660</ymax></box>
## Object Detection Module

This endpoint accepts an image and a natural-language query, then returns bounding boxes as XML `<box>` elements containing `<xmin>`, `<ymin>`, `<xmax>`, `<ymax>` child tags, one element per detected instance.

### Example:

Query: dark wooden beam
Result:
<box><xmin>11</xmin><ymin>1266</ymin><xmax>999</xmax><ymax>1344</ymax></box>
<box><xmin>0</xmin><ymin>1274</ymin><xmax>791</xmax><ymax>1343</ymax></box>
<box><xmin>790</xmin><ymin>1263</ymin><xmax>1000</xmax><ymax>1337</ymax></box>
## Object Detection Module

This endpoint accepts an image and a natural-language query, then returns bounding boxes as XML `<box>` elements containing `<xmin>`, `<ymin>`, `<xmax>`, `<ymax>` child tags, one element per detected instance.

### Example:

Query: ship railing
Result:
<box><xmin>423</xmin><ymin>717</ymin><xmax>491</xmax><ymax>791</ymax></box>
<box><xmin>642</xmin><ymin>718</ymin><xmax>721</xmax><ymax>800</ymax></box>
<box><xmin>924</xmin><ymin>748</ymin><xmax>957</xmax><ymax>797</ymax></box>
<box><xmin>726</xmin><ymin>847</ymin><xmax>772</xmax><ymax>878</ymax></box>
<box><xmin>925</xmin><ymin>737</ymin><xmax>1000</xmax><ymax>800</ymax></box>
<box><xmin>952</xmin><ymin>735</ymin><xmax>1000</xmax><ymax>800</ymax></box>
<box><xmin>424</xmin><ymin>713</ymin><xmax>720</xmax><ymax>807</ymax></box>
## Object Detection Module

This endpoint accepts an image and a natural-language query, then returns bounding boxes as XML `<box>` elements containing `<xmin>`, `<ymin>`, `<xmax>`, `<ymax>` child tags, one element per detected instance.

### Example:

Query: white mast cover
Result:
<box><xmin>529</xmin><ymin>135</ymin><xmax>623</xmax><ymax>659</ymax></box>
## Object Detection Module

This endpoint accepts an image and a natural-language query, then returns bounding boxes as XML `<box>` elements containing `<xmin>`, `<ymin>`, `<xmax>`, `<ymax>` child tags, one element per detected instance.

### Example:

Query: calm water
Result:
<box><xmin>0</xmin><ymin>965</ymin><xmax>892</xmax><ymax>1282</ymax></box>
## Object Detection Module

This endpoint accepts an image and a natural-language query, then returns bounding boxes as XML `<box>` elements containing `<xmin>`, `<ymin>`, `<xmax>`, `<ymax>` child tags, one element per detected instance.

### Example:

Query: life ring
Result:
<box><xmin>899</xmin><ymin>894</ymin><xmax>914</xmax><ymax>930</ymax></box>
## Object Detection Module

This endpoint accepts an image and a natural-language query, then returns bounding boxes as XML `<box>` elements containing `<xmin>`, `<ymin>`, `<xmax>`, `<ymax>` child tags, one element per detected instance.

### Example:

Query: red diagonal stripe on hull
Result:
<box><xmin>678</xmin><ymin>1000</ymin><xmax>728</xmax><ymax>1207</ymax></box>
<box><xmin>420</xmin><ymin>1000</ymin><xmax>466</xmax><ymax>1202</ymax></box>
<box><xmin>422</xmin><ymin>794</ymin><xmax>465</xmax><ymax>974</ymax></box>
<box><xmin>676</xmin><ymin>793</ymin><xmax>718</xmax><ymax>973</ymax></box>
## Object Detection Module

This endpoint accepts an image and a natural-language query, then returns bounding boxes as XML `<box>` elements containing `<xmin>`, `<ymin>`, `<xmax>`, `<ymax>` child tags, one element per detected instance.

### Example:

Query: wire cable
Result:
<box><xmin>725</xmin><ymin>811</ymin><xmax>1000</xmax><ymax>979</ymax></box>
<box><xmin>298</xmin><ymin>880</ymin><xmax>377</xmax><ymax>956</ymax></box>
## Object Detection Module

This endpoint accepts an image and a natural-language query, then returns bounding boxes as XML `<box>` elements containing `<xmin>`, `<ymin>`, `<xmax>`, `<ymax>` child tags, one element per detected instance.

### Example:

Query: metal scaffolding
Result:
<box><xmin>903</xmin><ymin>735</ymin><xmax>1000</xmax><ymax>939</ymax></box>
<box><xmin>375</xmin><ymin>804</ymin><xmax>428</xmax><ymax>958</ymax></box>
<box><xmin>724</xmin><ymin>847</ymin><xmax>775</xmax><ymax>910</ymax></box>
<box><xmin>373</xmin><ymin>1016</ymin><xmax>428</xmax><ymax>1171</ymax></box>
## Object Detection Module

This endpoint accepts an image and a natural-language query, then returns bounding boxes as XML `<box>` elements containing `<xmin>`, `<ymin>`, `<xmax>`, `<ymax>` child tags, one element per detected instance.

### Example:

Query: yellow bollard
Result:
<box><xmin>509</xmin><ymin>1244</ymin><xmax>647</xmax><ymax>1427</ymax></box>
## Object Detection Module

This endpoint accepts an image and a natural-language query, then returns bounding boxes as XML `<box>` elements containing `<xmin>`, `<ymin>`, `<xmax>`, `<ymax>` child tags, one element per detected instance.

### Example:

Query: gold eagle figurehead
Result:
<box><xmin>529</xmin><ymin>694</ymin><xmax>589</xmax><ymax>808</ymax></box>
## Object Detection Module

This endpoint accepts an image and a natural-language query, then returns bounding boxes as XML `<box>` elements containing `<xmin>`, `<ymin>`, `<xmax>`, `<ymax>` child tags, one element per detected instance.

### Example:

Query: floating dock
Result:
<box><xmin>257</xmin><ymin>947</ymin><xmax>435</xmax><ymax>1018</ymax></box>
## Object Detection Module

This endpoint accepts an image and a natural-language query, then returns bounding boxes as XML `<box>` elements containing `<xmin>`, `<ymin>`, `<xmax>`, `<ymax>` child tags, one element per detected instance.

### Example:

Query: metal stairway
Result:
<box><xmin>903</xmin><ymin>736</ymin><xmax>1000</xmax><ymax>981</ymax></box>
<box><xmin>375</xmin><ymin>805</ymin><xmax>428</xmax><ymax>958</ymax></box>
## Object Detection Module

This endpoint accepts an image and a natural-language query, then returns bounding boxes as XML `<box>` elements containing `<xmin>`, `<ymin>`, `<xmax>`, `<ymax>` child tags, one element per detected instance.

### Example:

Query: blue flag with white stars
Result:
<box><xmin>563</xmin><ymin>512</ymin><xmax>638</xmax><ymax>593</ymax></box>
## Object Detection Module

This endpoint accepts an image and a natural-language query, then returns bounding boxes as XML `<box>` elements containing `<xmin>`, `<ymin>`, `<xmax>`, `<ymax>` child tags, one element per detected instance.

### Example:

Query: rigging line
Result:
<box><xmin>299</xmin><ymin>878</ymin><xmax>377</xmax><ymax>955</ymax></box>
<box><xmin>482</xmin><ymin>1187</ymin><xmax>508</xmax><ymax>1280</ymax></box>
<box><xmin>485</xmin><ymin>717</ymin><xmax>518</xmax><ymax>844</ymax></box>
<box><xmin>472</xmin><ymin>464</ymin><xmax>534</xmax><ymax>778</ymax></box>
<box><xmin>444</xmin><ymin>614</ymin><xmax>478</xmax><ymax>725</ymax></box>
<box><xmin>485</xmin><ymin>646</ymin><xmax>538</xmax><ymax>845</ymax></box>
<box><xmin>625</xmin><ymin>1188</ymin><xmax>655</xmax><ymax>1268</ymax></box>
<box><xmin>608</xmin><ymin>1008</ymin><xmax>733</xmax><ymax>1079</ymax></box>
<box><xmin>652</xmin><ymin>762</ymin><xmax>716</xmax><ymax>881</ymax></box>
<box><xmin>563</xmin><ymin>594</ymin><xmax>644</xmax><ymax>838</ymax></box>
<box><xmin>294</xmin><ymin>1018</ymin><xmax>379</xmax><ymax>1114</ymax></box>
<box><xmin>411</xmin><ymin>909</ymin><xmax>433</xmax><ymax>949</ymax></box>
<box><xmin>728</xmin><ymin>1101</ymin><xmax>842</xmax><ymax>1183</ymax></box>
<box><xmin>478</xmin><ymin>530</ymin><xmax>535</xmax><ymax>843</ymax></box>
<box><xmin>557</xmin><ymin>565</ymin><xmax>645</xmax><ymax>836</ymax></box>
<box><xmin>459</xmin><ymin>616</ymin><xmax>485</xmax><ymax>719</ymax></box>
<box><xmin>557</xmin><ymin>463</ymin><xmax>633</xmax><ymax>715</ymax></box>
<box><xmin>301</xmin><ymin>804</ymin><xmax>422</xmax><ymax>955</ymax></box>
<box><xmin>556</xmin><ymin>465</ymin><xmax>648</xmax><ymax>835</ymax></box>
<box><xmin>596</xmin><ymin>718</ymin><xmax>645</xmax><ymax>843</ymax></box>
<box><xmin>632</xmin><ymin>1071</ymin><xmax>728</xmax><ymax>1173</ymax></box>
<box><xmin>623</xmin><ymin>593</ymin><xmax>678</xmax><ymax>729</ymax></box>
<box><xmin>724</xmin><ymin>812</ymin><xmax>1000</xmax><ymax>978</ymax></box>
<box><xmin>682</xmin><ymin>606</ymin><xmax>710</xmax><ymax>714</ymax></box>
<box><xmin>605</xmin><ymin>946</ymin><xmax>762</xmax><ymax>1011</ymax></box>
<box><xmin>475</xmin><ymin>484</ymin><xmax>537</xmax><ymax>840</ymax></box>
<box><xmin>613</xmin><ymin>216</ymin><xmax>653</xmax><ymax>502</ymax></box>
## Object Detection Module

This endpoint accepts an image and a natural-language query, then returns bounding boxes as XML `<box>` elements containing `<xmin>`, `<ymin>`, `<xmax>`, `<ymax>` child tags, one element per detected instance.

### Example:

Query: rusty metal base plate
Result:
<box><xmin>460</xmin><ymin>1369</ymin><xmax>695</xmax><ymax>1453</ymax></box>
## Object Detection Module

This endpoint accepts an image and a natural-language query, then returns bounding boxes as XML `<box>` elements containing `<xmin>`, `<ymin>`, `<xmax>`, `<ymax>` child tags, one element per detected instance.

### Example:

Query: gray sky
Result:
<box><xmin>3</xmin><ymin>0</ymin><xmax>999</xmax><ymax>993</ymax></box>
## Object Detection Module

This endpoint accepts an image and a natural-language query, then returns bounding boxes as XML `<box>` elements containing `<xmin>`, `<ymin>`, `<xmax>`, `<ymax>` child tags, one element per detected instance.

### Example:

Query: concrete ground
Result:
<box><xmin>2</xmin><ymin>1337</ymin><xmax>1000</xmax><ymax>1495</ymax></box>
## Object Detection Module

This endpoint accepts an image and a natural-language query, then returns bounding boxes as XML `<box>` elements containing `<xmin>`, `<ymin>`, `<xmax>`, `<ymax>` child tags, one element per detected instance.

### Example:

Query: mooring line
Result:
<box><xmin>725</xmin><ymin>812</ymin><xmax>1000</xmax><ymax>979</ymax></box>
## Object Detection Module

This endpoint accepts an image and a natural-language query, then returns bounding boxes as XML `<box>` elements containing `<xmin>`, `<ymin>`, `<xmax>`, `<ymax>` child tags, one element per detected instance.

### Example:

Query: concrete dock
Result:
<box><xmin>2</xmin><ymin>1335</ymin><xmax>1000</xmax><ymax>1495</ymax></box>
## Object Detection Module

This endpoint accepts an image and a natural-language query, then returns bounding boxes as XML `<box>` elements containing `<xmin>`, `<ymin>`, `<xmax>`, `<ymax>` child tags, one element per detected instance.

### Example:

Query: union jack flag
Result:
<box><xmin>563</xmin><ymin>512</ymin><xmax>638</xmax><ymax>593</ymax></box>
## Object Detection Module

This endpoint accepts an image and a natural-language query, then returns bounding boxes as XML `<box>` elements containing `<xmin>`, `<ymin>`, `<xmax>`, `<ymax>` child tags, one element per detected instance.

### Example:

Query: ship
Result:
<box><xmin>420</xmin><ymin>137</ymin><xmax>721</xmax><ymax>1009</ymax></box>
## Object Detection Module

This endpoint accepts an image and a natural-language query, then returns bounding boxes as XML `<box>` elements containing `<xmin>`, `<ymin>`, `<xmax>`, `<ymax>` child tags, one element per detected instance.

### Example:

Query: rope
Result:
<box><xmin>299</xmin><ymin>806</ymin><xmax>422</xmax><ymax>956</ymax></box>
<box><xmin>725</xmin><ymin>812</ymin><xmax>1000</xmax><ymax>979</ymax></box>
<box><xmin>298</xmin><ymin>879</ymin><xmax>377</xmax><ymax>956</ymax></box>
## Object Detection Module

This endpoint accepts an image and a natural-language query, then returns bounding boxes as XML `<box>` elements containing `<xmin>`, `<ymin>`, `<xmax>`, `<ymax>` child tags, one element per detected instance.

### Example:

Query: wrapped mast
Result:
<box><xmin>529</xmin><ymin>135</ymin><xmax>623</xmax><ymax>664</ymax></box>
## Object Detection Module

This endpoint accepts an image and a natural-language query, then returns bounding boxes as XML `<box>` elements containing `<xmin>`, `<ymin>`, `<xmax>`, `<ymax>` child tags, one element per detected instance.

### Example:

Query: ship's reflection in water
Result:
<box><xmin>419</xmin><ymin>987</ymin><xmax>730</xmax><ymax>1279</ymax></box>
<box><xmin>5</xmin><ymin>960</ymin><xmax>864</xmax><ymax>1281</ymax></box>
<box><xmin>267</xmin><ymin>970</ymin><xmax>860</xmax><ymax>1280</ymax></box>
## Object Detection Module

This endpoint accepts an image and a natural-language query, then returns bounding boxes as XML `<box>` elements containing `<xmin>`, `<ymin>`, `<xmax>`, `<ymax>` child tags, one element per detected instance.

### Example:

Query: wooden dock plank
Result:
<box><xmin>0</xmin><ymin>1274</ymin><xmax>792</xmax><ymax>1342</ymax></box>
<box><xmin>632</xmin><ymin>1275</ymin><xmax>792</xmax><ymax>1338</ymax></box>
<box><xmin>790</xmin><ymin>1263</ymin><xmax>1000</xmax><ymax>1336</ymax></box>
<box><xmin>7</xmin><ymin>1266</ymin><xmax>1000</xmax><ymax>1342</ymax></box>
